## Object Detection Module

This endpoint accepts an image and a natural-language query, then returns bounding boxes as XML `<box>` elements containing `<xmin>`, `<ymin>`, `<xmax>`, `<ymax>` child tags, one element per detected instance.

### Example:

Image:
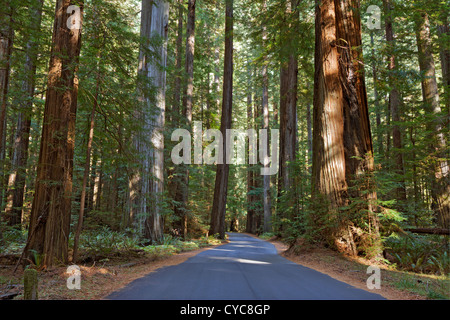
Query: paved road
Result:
<box><xmin>107</xmin><ymin>233</ymin><xmax>385</xmax><ymax>300</ymax></box>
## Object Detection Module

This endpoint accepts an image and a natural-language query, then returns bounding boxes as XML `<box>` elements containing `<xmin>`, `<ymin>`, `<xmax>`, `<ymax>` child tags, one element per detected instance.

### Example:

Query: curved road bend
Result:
<box><xmin>107</xmin><ymin>233</ymin><xmax>385</xmax><ymax>300</ymax></box>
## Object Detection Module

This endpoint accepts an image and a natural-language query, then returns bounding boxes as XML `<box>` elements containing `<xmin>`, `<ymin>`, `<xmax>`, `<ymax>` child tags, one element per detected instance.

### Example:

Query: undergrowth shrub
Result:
<box><xmin>74</xmin><ymin>226</ymin><xmax>140</xmax><ymax>260</ymax></box>
<box><xmin>0</xmin><ymin>224</ymin><xmax>27</xmax><ymax>255</ymax></box>
<box><xmin>71</xmin><ymin>228</ymin><xmax>222</xmax><ymax>262</ymax></box>
<box><xmin>384</xmin><ymin>234</ymin><xmax>450</xmax><ymax>275</ymax></box>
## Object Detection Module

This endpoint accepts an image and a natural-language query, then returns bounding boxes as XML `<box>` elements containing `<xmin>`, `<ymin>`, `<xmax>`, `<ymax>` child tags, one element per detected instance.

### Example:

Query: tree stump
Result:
<box><xmin>23</xmin><ymin>268</ymin><xmax>38</xmax><ymax>300</ymax></box>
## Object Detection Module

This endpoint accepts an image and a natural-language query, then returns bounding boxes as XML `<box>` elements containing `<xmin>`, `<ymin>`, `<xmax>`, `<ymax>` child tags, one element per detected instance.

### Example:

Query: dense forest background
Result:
<box><xmin>0</xmin><ymin>0</ymin><xmax>448</xmax><ymax>279</ymax></box>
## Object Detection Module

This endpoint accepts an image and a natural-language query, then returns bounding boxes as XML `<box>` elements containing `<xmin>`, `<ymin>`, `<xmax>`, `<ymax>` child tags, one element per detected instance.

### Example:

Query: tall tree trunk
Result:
<box><xmin>174</xmin><ymin>0</ymin><xmax>196</xmax><ymax>239</ymax></box>
<box><xmin>183</xmin><ymin>0</ymin><xmax>195</xmax><ymax>124</ymax></box>
<box><xmin>261</xmin><ymin>0</ymin><xmax>271</xmax><ymax>233</ymax></box>
<box><xmin>416</xmin><ymin>11</ymin><xmax>450</xmax><ymax>229</ymax></box>
<box><xmin>5</xmin><ymin>0</ymin><xmax>44</xmax><ymax>226</ymax></box>
<box><xmin>312</xmin><ymin>0</ymin><xmax>347</xmax><ymax>210</ymax></box>
<box><xmin>133</xmin><ymin>0</ymin><xmax>169</xmax><ymax>243</ymax></box>
<box><xmin>169</xmin><ymin>0</ymin><xmax>184</xmax><ymax>237</ymax></box>
<box><xmin>213</xmin><ymin>0</ymin><xmax>221</xmax><ymax>114</ymax></box>
<box><xmin>23</xmin><ymin>0</ymin><xmax>84</xmax><ymax>267</ymax></box>
<box><xmin>312</xmin><ymin>0</ymin><xmax>380</xmax><ymax>257</ymax></box>
<box><xmin>246</xmin><ymin>61</ymin><xmax>255</xmax><ymax>234</ymax></box>
<box><xmin>72</xmin><ymin>47</ymin><xmax>101</xmax><ymax>262</ymax></box>
<box><xmin>277</xmin><ymin>0</ymin><xmax>298</xmax><ymax>233</ymax></box>
<box><xmin>253</xmin><ymin>91</ymin><xmax>262</xmax><ymax>233</ymax></box>
<box><xmin>0</xmin><ymin>2</ymin><xmax>14</xmax><ymax>212</ymax></box>
<box><xmin>210</xmin><ymin>0</ymin><xmax>233</xmax><ymax>239</ymax></box>
<box><xmin>278</xmin><ymin>58</ymin><xmax>298</xmax><ymax>195</ymax></box>
<box><xmin>172</xmin><ymin>0</ymin><xmax>183</xmax><ymax>124</ymax></box>
<box><xmin>383</xmin><ymin>0</ymin><xmax>406</xmax><ymax>204</ymax></box>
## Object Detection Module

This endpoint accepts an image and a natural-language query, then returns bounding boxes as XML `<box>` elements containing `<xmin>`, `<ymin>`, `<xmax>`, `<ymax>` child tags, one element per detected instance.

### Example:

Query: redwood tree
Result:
<box><xmin>278</xmin><ymin>0</ymin><xmax>298</xmax><ymax>197</ymax></box>
<box><xmin>23</xmin><ymin>0</ymin><xmax>84</xmax><ymax>266</ymax></box>
<box><xmin>130</xmin><ymin>0</ymin><xmax>169</xmax><ymax>243</ymax></box>
<box><xmin>312</xmin><ymin>0</ymin><xmax>380</xmax><ymax>257</ymax></box>
<box><xmin>277</xmin><ymin>0</ymin><xmax>299</xmax><ymax>234</ymax></box>
<box><xmin>210</xmin><ymin>0</ymin><xmax>233</xmax><ymax>239</ymax></box>
<box><xmin>261</xmin><ymin>0</ymin><xmax>271</xmax><ymax>233</ymax></box>
<box><xmin>0</xmin><ymin>2</ymin><xmax>14</xmax><ymax>212</ymax></box>
<box><xmin>174</xmin><ymin>0</ymin><xmax>196</xmax><ymax>239</ymax></box>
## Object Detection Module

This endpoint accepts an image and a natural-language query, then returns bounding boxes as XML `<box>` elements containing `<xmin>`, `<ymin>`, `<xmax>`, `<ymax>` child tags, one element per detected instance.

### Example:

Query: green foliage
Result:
<box><xmin>0</xmin><ymin>225</ymin><xmax>26</xmax><ymax>244</ymax></box>
<box><xmin>0</xmin><ymin>224</ymin><xmax>27</xmax><ymax>255</ymax></box>
<box><xmin>140</xmin><ymin>234</ymin><xmax>221</xmax><ymax>259</ymax></box>
<box><xmin>394</xmin><ymin>275</ymin><xmax>450</xmax><ymax>300</ymax></box>
<box><xmin>74</xmin><ymin>226</ymin><xmax>140</xmax><ymax>259</ymax></box>
<box><xmin>385</xmin><ymin>234</ymin><xmax>450</xmax><ymax>275</ymax></box>
<box><xmin>143</xmin><ymin>244</ymin><xmax>179</xmax><ymax>258</ymax></box>
<box><xmin>259</xmin><ymin>232</ymin><xmax>276</xmax><ymax>240</ymax></box>
<box><xmin>69</xmin><ymin>227</ymin><xmax>221</xmax><ymax>262</ymax></box>
<box><xmin>428</xmin><ymin>252</ymin><xmax>450</xmax><ymax>276</ymax></box>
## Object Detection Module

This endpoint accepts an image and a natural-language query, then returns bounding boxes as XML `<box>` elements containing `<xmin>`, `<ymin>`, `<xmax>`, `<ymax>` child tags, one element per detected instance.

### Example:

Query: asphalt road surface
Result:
<box><xmin>107</xmin><ymin>233</ymin><xmax>385</xmax><ymax>300</ymax></box>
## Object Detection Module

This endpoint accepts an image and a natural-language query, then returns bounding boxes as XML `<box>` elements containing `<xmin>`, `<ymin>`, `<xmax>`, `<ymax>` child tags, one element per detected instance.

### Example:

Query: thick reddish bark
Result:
<box><xmin>174</xmin><ymin>0</ymin><xmax>196</xmax><ymax>239</ymax></box>
<box><xmin>210</xmin><ymin>0</ymin><xmax>233</xmax><ymax>239</ymax></box>
<box><xmin>262</xmin><ymin>0</ymin><xmax>271</xmax><ymax>233</ymax></box>
<box><xmin>312</xmin><ymin>0</ymin><xmax>347</xmax><ymax>210</ymax></box>
<box><xmin>277</xmin><ymin>0</ymin><xmax>298</xmax><ymax>234</ymax></box>
<box><xmin>313</xmin><ymin>0</ymin><xmax>380</xmax><ymax>257</ymax></box>
<box><xmin>278</xmin><ymin>0</ymin><xmax>298</xmax><ymax>195</ymax></box>
<box><xmin>24</xmin><ymin>0</ymin><xmax>83</xmax><ymax>267</ymax></box>
<box><xmin>0</xmin><ymin>2</ymin><xmax>14</xmax><ymax>212</ymax></box>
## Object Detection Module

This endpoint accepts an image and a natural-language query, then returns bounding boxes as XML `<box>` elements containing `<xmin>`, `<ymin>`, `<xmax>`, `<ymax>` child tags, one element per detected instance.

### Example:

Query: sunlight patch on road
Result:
<box><xmin>209</xmin><ymin>248</ymin><xmax>235</xmax><ymax>252</ymax></box>
<box><xmin>236</xmin><ymin>258</ymin><xmax>270</xmax><ymax>265</ymax></box>
<box><xmin>208</xmin><ymin>256</ymin><xmax>270</xmax><ymax>265</ymax></box>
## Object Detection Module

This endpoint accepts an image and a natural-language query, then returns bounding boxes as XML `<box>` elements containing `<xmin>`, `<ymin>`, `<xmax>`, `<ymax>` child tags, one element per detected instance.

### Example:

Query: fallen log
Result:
<box><xmin>404</xmin><ymin>228</ymin><xmax>450</xmax><ymax>235</ymax></box>
<box><xmin>0</xmin><ymin>292</ymin><xmax>19</xmax><ymax>300</ymax></box>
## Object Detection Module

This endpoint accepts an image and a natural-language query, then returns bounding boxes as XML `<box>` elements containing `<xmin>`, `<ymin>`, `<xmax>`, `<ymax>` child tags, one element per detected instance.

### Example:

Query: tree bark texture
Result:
<box><xmin>0</xmin><ymin>2</ymin><xmax>14</xmax><ymax>212</ymax></box>
<box><xmin>416</xmin><ymin>11</ymin><xmax>449</xmax><ymax>229</ymax></box>
<box><xmin>246</xmin><ymin>62</ymin><xmax>256</xmax><ymax>234</ymax></box>
<box><xmin>133</xmin><ymin>0</ymin><xmax>170</xmax><ymax>243</ymax></box>
<box><xmin>278</xmin><ymin>0</ymin><xmax>298</xmax><ymax>197</ymax></box>
<box><xmin>24</xmin><ymin>0</ymin><xmax>83</xmax><ymax>267</ymax></box>
<box><xmin>210</xmin><ymin>0</ymin><xmax>233</xmax><ymax>239</ymax></box>
<box><xmin>261</xmin><ymin>0</ymin><xmax>272</xmax><ymax>233</ymax></box>
<box><xmin>174</xmin><ymin>0</ymin><xmax>196</xmax><ymax>239</ymax></box>
<box><xmin>312</xmin><ymin>0</ymin><xmax>380</xmax><ymax>257</ymax></box>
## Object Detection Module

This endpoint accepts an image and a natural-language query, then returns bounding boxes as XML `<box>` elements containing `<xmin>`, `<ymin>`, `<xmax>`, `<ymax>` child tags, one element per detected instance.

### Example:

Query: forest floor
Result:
<box><xmin>0</xmin><ymin>240</ymin><xmax>227</xmax><ymax>300</ymax></box>
<box><xmin>1</xmin><ymin>234</ymin><xmax>448</xmax><ymax>300</ymax></box>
